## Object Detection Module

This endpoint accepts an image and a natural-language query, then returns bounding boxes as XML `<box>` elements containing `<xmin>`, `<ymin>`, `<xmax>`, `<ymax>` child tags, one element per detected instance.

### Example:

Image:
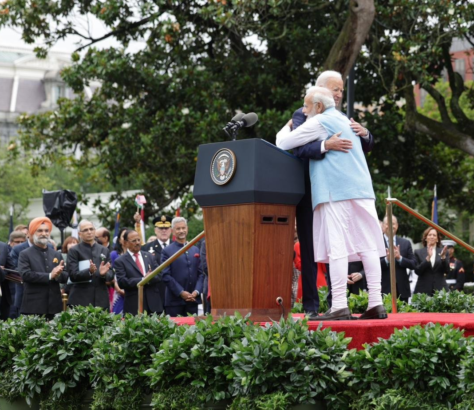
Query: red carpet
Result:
<box><xmin>172</xmin><ymin>313</ymin><xmax>474</xmax><ymax>350</ymax></box>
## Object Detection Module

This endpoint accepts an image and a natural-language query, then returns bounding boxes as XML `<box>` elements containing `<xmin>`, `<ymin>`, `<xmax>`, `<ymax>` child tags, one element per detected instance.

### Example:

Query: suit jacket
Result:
<box><xmin>10</xmin><ymin>241</ymin><xmax>31</xmax><ymax>268</ymax></box>
<box><xmin>67</xmin><ymin>242</ymin><xmax>114</xmax><ymax>309</ymax></box>
<box><xmin>381</xmin><ymin>236</ymin><xmax>417</xmax><ymax>299</ymax></box>
<box><xmin>114</xmin><ymin>251</ymin><xmax>163</xmax><ymax>315</ymax></box>
<box><xmin>18</xmin><ymin>245</ymin><xmax>68</xmax><ymax>315</ymax></box>
<box><xmin>0</xmin><ymin>242</ymin><xmax>15</xmax><ymax>317</ymax></box>
<box><xmin>161</xmin><ymin>242</ymin><xmax>204</xmax><ymax>307</ymax></box>
<box><xmin>414</xmin><ymin>247</ymin><xmax>449</xmax><ymax>295</ymax></box>
<box><xmin>348</xmin><ymin>261</ymin><xmax>367</xmax><ymax>295</ymax></box>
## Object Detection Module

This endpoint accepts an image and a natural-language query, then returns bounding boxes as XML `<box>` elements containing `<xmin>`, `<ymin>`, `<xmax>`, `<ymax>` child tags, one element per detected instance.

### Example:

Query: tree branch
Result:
<box><xmin>420</xmin><ymin>82</ymin><xmax>452</xmax><ymax>125</ymax></box>
<box><xmin>404</xmin><ymin>86</ymin><xmax>474</xmax><ymax>155</ymax></box>
<box><xmin>323</xmin><ymin>0</ymin><xmax>375</xmax><ymax>80</ymax></box>
<box><xmin>75</xmin><ymin>15</ymin><xmax>154</xmax><ymax>52</ymax></box>
<box><xmin>441</xmin><ymin>44</ymin><xmax>471</xmax><ymax>126</ymax></box>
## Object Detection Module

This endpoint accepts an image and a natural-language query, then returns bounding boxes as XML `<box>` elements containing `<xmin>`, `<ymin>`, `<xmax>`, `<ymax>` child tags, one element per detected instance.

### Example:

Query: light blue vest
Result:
<box><xmin>309</xmin><ymin>107</ymin><xmax>375</xmax><ymax>209</ymax></box>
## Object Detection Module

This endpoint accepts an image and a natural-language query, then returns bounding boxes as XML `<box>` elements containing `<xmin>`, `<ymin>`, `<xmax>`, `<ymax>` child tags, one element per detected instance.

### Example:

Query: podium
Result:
<box><xmin>193</xmin><ymin>139</ymin><xmax>304</xmax><ymax>321</ymax></box>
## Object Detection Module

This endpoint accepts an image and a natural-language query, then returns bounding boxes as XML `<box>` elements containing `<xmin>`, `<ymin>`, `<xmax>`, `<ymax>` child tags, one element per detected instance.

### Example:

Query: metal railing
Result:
<box><xmin>137</xmin><ymin>231</ymin><xmax>205</xmax><ymax>314</ymax></box>
<box><xmin>386</xmin><ymin>197</ymin><xmax>474</xmax><ymax>313</ymax></box>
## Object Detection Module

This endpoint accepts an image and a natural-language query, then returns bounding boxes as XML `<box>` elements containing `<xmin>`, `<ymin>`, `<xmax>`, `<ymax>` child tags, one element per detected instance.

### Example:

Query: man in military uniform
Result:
<box><xmin>442</xmin><ymin>239</ymin><xmax>465</xmax><ymax>291</ymax></box>
<box><xmin>141</xmin><ymin>215</ymin><xmax>173</xmax><ymax>309</ymax></box>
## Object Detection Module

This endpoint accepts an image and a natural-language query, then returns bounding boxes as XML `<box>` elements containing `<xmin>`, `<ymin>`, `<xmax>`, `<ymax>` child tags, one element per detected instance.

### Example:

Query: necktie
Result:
<box><xmin>134</xmin><ymin>253</ymin><xmax>145</xmax><ymax>276</ymax></box>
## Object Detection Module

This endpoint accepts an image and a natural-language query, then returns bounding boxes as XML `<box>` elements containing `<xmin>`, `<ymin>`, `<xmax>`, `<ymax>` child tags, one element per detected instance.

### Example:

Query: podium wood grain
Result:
<box><xmin>203</xmin><ymin>203</ymin><xmax>295</xmax><ymax>321</ymax></box>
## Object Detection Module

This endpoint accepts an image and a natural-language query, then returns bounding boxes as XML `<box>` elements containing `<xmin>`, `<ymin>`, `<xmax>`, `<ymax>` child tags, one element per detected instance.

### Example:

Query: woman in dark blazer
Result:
<box><xmin>414</xmin><ymin>227</ymin><xmax>449</xmax><ymax>295</ymax></box>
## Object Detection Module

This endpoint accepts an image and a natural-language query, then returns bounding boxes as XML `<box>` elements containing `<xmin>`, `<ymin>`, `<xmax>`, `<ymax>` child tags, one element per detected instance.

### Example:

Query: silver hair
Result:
<box><xmin>306</xmin><ymin>86</ymin><xmax>335</xmax><ymax>109</ymax></box>
<box><xmin>171</xmin><ymin>217</ymin><xmax>187</xmax><ymax>228</ymax></box>
<box><xmin>78</xmin><ymin>219</ymin><xmax>95</xmax><ymax>231</ymax></box>
<box><xmin>315</xmin><ymin>70</ymin><xmax>343</xmax><ymax>87</ymax></box>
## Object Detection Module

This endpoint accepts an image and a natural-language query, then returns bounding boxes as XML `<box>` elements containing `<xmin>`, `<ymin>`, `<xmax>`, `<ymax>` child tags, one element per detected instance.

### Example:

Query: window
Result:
<box><xmin>454</xmin><ymin>59</ymin><xmax>466</xmax><ymax>81</ymax></box>
<box><xmin>52</xmin><ymin>85</ymin><xmax>65</xmax><ymax>105</ymax></box>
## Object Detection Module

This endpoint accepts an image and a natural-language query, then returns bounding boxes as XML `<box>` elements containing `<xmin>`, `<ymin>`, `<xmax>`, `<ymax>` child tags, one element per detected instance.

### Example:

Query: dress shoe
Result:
<box><xmin>359</xmin><ymin>305</ymin><xmax>388</xmax><ymax>320</ymax></box>
<box><xmin>305</xmin><ymin>310</ymin><xmax>319</xmax><ymax>320</ymax></box>
<box><xmin>316</xmin><ymin>307</ymin><xmax>352</xmax><ymax>321</ymax></box>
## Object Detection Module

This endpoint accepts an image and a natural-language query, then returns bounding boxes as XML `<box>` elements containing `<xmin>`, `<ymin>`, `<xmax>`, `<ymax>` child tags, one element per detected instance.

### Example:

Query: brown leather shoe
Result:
<box><xmin>316</xmin><ymin>307</ymin><xmax>353</xmax><ymax>321</ymax></box>
<box><xmin>359</xmin><ymin>305</ymin><xmax>388</xmax><ymax>320</ymax></box>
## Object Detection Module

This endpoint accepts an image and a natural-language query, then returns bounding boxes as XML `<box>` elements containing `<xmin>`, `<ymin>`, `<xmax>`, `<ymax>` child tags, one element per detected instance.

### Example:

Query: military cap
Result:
<box><xmin>441</xmin><ymin>239</ymin><xmax>456</xmax><ymax>248</ymax></box>
<box><xmin>153</xmin><ymin>215</ymin><xmax>172</xmax><ymax>228</ymax></box>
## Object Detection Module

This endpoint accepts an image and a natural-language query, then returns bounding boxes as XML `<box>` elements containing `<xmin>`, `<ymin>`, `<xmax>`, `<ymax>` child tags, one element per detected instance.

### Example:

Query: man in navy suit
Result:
<box><xmin>380</xmin><ymin>215</ymin><xmax>416</xmax><ymax>303</ymax></box>
<box><xmin>279</xmin><ymin>70</ymin><xmax>374</xmax><ymax>319</ymax></box>
<box><xmin>0</xmin><ymin>241</ymin><xmax>16</xmax><ymax>320</ymax></box>
<box><xmin>114</xmin><ymin>230</ymin><xmax>162</xmax><ymax>315</ymax></box>
<box><xmin>161</xmin><ymin>217</ymin><xmax>204</xmax><ymax>317</ymax></box>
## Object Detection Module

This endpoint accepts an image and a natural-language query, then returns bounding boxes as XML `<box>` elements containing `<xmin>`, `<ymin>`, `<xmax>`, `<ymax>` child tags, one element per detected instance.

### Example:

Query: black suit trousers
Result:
<box><xmin>296</xmin><ymin>186</ymin><xmax>319</xmax><ymax>312</ymax></box>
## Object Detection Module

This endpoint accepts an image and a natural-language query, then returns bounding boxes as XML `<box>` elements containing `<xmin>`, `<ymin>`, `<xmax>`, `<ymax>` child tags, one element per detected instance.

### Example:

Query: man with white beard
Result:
<box><xmin>277</xmin><ymin>87</ymin><xmax>386</xmax><ymax>320</ymax></box>
<box><xmin>277</xmin><ymin>70</ymin><xmax>374</xmax><ymax>320</ymax></box>
<box><xmin>18</xmin><ymin>217</ymin><xmax>68</xmax><ymax>319</ymax></box>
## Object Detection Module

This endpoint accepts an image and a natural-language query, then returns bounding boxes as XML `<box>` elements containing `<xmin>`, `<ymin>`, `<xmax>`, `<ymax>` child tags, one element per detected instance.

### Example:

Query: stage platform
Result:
<box><xmin>172</xmin><ymin>313</ymin><xmax>474</xmax><ymax>350</ymax></box>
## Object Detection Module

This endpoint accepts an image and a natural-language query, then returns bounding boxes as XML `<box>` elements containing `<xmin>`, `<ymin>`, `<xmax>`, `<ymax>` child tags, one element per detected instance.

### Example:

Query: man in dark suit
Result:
<box><xmin>17</xmin><ymin>217</ymin><xmax>67</xmax><ymax>318</ymax></box>
<box><xmin>67</xmin><ymin>220</ymin><xmax>114</xmax><ymax>309</ymax></box>
<box><xmin>141</xmin><ymin>215</ymin><xmax>172</xmax><ymax>308</ymax></box>
<box><xmin>161</xmin><ymin>217</ymin><xmax>204</xmax><ymax>317</ymax></box>
<box><xmin>114</xmin><ymin>230</ymin><xmax>162</xmax><ymax>315</ymax></box>
<box><xmin>10</xmin><ymin>228</ymin><xmax>34</xmax><ymax>318</ymax></box>
<box><xmin>0</xmin><ymin>241</ymin><xmax>16</xmax><ymax>320</ymax></box>
<box><xmin>279</xmin><ymin>70</ymin><xmax>374</xmax><ymax>319</ymax></box>
<box><xmin>380</xmin><ymin>215</ymin><xmax>417</xmax><ymax>303</ymax></box>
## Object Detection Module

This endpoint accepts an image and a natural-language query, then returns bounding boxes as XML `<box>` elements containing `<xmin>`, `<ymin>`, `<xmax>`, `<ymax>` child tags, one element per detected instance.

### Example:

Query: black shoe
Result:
<box><xmin>305</xmin><ymin>310</ymin><xmax>319</xmax><ymax>320</ymax></box>
<box><xmin>359</xmin><ymin>305</ymin><xmax>388</xmax><ymax>320</ymax></box>
<box><xmin>317</xmin><ymin>307</ymin><xmax>353</xmax><ymax>321</ymax></box>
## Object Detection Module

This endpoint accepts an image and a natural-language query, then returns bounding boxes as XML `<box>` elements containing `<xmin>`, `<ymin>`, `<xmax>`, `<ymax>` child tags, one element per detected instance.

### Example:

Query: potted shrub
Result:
<box><xmin>0</xmin><ymin>315</ymin><xmax>47</xmax><ymax>410</ymax></box>
<box><xmin>12</xmin><ymin>306</ymin><xmax>119</xmax><ymax>409</ymax></box>
<box><xmin>90</xmin><ymin>313</ymin><xmax>176</xmax><ymax>410</ymax></box>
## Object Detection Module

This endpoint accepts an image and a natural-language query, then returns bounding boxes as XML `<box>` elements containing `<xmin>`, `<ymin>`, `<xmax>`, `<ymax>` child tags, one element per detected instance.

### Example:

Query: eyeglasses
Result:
<box><xmin>81</xmin><ymin>228</ymin><xmax>95</xmax><ymax>233</ymax></box>
<box><xmin>127</xmin><ymin>239</ymin><xmax>142</xmax><ymax>244</ymax></box>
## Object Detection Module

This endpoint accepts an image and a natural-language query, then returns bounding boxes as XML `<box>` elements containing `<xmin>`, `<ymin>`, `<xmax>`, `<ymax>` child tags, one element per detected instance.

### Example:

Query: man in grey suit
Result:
<box><xmin>380</xmin><ymin>215</ymin><xmax>417</xmax><ymax>303</ymax></box>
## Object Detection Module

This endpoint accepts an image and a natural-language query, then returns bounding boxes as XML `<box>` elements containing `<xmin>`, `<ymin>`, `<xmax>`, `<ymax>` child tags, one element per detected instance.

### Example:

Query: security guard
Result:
<box><xmin>442</xmin><ymin>240</ymin><xmax>465</xmax><ymax>291</ymax></box>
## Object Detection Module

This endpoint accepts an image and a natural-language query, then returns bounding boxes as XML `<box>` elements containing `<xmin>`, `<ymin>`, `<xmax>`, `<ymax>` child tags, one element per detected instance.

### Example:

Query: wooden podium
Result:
<box><xmin>193</xmin><ymin>139</ymin><xmax>304</xmax><ymax>321</ymax></box>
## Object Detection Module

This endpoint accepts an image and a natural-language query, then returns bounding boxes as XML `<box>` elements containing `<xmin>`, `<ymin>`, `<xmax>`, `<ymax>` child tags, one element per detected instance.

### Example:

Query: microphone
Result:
<box><xmin>223</xmin><ymin>112</ymin><xmax>258</xmax><ymax>140</ymax></box>
<box><xmin>235</xmin><ymin>112</ymin><xmax>258</xmax><ymax>128</ymax></box>
<box><xmin>231</xmin><ymin>112</ymin><xmax>245</xmax><ymax>122</ymax></box>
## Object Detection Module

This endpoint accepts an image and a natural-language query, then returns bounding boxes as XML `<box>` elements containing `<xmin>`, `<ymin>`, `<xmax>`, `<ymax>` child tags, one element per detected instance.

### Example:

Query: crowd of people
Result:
<box><xmin>0</xmin><ymin>69</ymin><xmax>469</xmax><ymax>322</ymax></box>
<box><xmin>291</xmin><ymin>215</ymin><xmax>467</xmax><ymax>311</ymax></box>
<box><xmin>0</xmin><ymin>214</ymin><xmax>208</xmax><ymax>320</ymax></box>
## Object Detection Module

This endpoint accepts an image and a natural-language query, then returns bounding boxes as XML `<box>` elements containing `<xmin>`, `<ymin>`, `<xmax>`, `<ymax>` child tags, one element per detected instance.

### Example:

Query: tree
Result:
<box><xmin>0</xmin><ymin>150</ymin><xmax>52</xmax><ymax>241</ymax></box>
<box><xmin>1</xmin><ymin>0</ymin><xmax>474</xmax><ymax>241</ymax></box>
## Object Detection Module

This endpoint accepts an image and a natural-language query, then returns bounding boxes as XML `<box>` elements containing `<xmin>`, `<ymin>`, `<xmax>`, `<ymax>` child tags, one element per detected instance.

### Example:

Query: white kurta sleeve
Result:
<box><xmin>276</xmin><ymin>116</ymin><xmax>329</xmax><ymax>150</ymax></box>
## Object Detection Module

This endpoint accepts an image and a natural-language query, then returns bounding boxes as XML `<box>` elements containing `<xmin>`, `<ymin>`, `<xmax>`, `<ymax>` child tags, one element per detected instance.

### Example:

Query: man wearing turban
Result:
<box><xmin>17</xmin><ymin>217</ymin><xmax>68</xmax><ymax>318</ymax></box>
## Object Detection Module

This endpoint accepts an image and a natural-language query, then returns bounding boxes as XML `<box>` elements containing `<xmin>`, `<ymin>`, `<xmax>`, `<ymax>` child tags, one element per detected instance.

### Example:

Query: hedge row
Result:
<box><xmin>1</xmin><ymin>302</ymin><xmax>474</xmax><ymax>409</ymax></box>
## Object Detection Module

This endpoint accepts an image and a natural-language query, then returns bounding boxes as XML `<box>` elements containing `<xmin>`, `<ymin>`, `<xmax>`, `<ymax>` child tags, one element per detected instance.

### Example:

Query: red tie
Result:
<box><xmin>134</xmin><ymin>253</ymin><xmax>145</xmax><ymax>276</ymax></box>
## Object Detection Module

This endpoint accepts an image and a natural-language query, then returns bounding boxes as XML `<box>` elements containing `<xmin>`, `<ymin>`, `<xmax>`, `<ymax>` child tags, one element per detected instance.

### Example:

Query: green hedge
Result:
<box><xmin>1</xmin><ymin>305</ymin><xmax>474</xmax><ymax>409</ymax></box>
<box><xmin>292</xmin><ymin>288</ymin><xmax>474</xmax><ymax>314</ymax></box>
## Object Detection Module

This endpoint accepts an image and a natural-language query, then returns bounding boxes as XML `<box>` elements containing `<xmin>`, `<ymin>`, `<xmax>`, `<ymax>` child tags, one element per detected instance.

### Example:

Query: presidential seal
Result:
<box><xmin>210</xmin><ymin>148</ymin><xmax>236</xmax><ymax>185</ymax></box>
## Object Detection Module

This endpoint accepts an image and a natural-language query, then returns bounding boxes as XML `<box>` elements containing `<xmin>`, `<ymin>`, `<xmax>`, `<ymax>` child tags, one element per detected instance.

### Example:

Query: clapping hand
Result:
<box><xmin>89</xmin><ymin>260</ymin><xmax>97</xmax><ymax>275</ymax></box>
<box><xmin>51</xmin><ymin>260</ymin><xmax>65</xmax><ymax>280</ymax></box>
<box><xmin>99</xmin><ymin>261</ymin><xmax>111</xmax><ymax>276</ymax></box>
<box><xmin>440</xmin><ymin>245</ymin><xmax>448</xmax><ymax>260</ymax></box>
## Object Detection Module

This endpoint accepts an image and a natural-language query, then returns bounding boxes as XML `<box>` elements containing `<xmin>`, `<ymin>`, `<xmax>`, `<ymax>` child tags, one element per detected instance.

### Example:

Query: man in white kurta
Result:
<box><xmin>277</xmin><ymin>87</ymin><xmax>387</xmax><ymax>320</ymax></box>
